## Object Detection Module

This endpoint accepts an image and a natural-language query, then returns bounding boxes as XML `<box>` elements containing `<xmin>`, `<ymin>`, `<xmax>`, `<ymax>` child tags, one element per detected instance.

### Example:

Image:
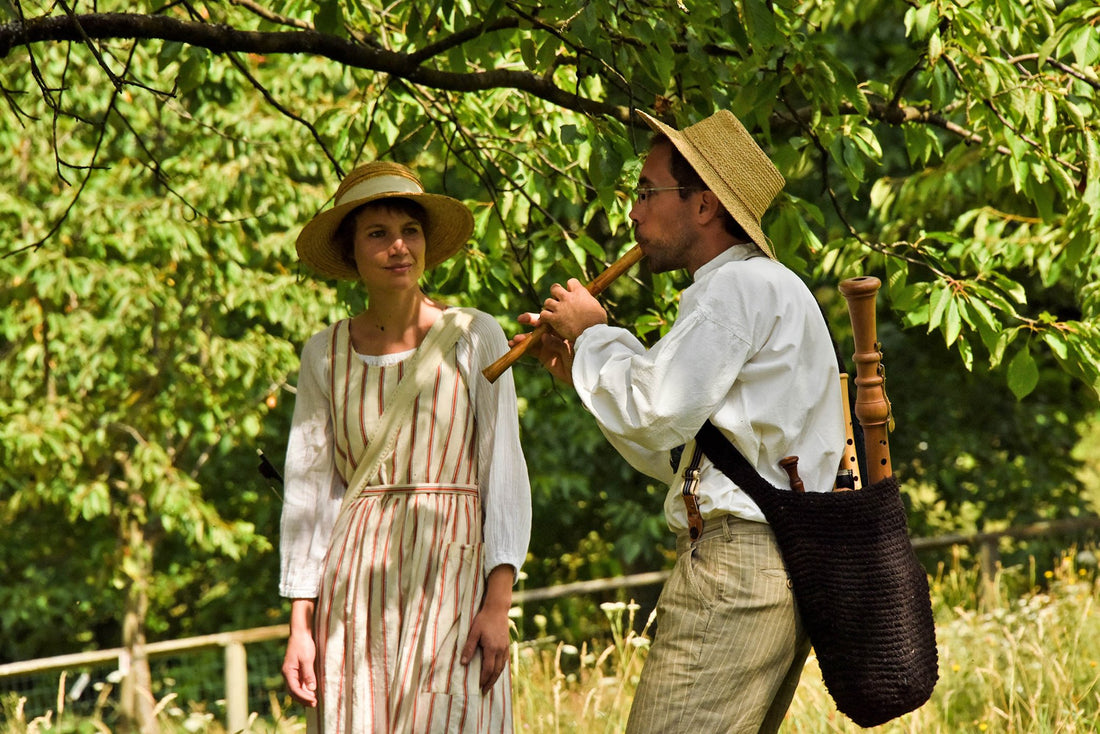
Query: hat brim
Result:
<box><xmin>296</xmin><ymin>192</ymin><xmax>474</xmax><ymax>280</ymax></box>
<box><xmin>637</xmin><ymin>110</ymin><xmax>778</xmax><ymax>260</ymax></box>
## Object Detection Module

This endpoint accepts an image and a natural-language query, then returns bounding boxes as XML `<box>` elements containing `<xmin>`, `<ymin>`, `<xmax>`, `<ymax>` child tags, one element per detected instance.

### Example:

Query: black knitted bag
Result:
<box><xmin>696</xmin><ymin>421</ymin><xmax>938</xmax><ymax>728</ymax></box>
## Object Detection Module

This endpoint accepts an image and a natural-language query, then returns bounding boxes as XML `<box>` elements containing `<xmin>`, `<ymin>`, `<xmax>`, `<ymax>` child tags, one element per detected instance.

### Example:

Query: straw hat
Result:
<box><xmin>296</xmin><ymin>161</ymin><xmax>474</xmax><ymax>280</ymax></box>
<box><xmin>637</xmin><ymin>109</ymin><xmax>785</xmax><ymax>260</ymax></box>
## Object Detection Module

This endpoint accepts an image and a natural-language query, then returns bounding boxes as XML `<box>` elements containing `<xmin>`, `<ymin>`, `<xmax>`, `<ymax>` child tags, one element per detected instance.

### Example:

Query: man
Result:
<box><xmin>519</xmin><ymin>110</ymin><xmax>845</xmax><ymax>732</ymax></box>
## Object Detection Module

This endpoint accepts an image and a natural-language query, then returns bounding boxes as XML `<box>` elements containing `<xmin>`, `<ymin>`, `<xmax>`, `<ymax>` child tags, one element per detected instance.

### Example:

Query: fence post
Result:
<box><xmin>225</xmin><ymin>641</ymin><xmax>248</xmax><ymax>733</ymax></box>
<box><xmin>979</xmin><ymin>538</ymin><xmax>1001</xmax><ymax>609</ymax></box>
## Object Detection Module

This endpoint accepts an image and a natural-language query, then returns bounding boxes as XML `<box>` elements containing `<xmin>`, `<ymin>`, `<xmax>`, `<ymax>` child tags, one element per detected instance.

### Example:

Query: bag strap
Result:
<box><xmin>694</xmin><ymin>420</ymin><xmax>778</xmax><ymax>505</ymax></box>
<box><xmin>338</xmin><ymin>308</ymin><xmax>474</xmax><ymax>515</ymax></box>
<box><xmin>692</xmin><ymin>299</ymin><xmax>860</xmax><ymax>505</ymax></box>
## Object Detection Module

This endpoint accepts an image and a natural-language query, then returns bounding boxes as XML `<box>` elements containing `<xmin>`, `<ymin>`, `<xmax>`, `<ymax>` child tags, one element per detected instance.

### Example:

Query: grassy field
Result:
<box><xmin>509</xmin><ymin>549</ymin><xmax>1100</xmax><ymax>734</ymax></box>
<box><xmin>4</xmin><ymin>550</ymin><xmax>1099</xmax><ymax>733</ymax></box>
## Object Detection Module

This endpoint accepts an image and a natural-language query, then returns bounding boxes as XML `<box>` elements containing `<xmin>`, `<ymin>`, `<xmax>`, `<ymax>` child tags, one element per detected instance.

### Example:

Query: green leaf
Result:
<box><xmin>560</xmin><ymin>124</ymin><xmax>581</xmax><ymax>145</ymax></box>
<box><xmin>905</xmin><ymin>4</ymin><xmax>938</xmax><ymax>40</ymax></box>
<box><xmin>1007</xmin><ymin>346</ymin><xmax>1040</xmax><ymax>399</ymax></box>
<box><xmin>928</xmin><ymin>31</ymin><xmax>943</xmax><ymax>64</ymax></box>
<box><xmin>157</xmin><ymin>41</ymin><xmax>183</xmax><ymax>71</ymax></box>
<box><xmin>944</xmin><ymin>295</ymin><xmax>963</xmax><ymax>346</ymax></box>
<box><xmin>743</xmin><ymin>0</ymin><xmax>778</xmax><ymax>49</ymax></box>
<box><xmin>956</xmin><ymin>332</ymin><xmax>974</xmax><ymax>371</ymax></box>
<box><xmin>520</xmin><ymin>38</ymin><xmax>537</xmax><ymax>70</ymax></box>
<box><xmin>314</xmin><ymin>0</ymin><xmax>344</xmax><ymax>35</ymax></box>
<box><xmin>176</xmin><ymin>47</ymin><xmax>209</xmax><ymax>96</ymax></box>
<box><xmin>1042</xmin><ymin>329</ymin><xmax>1068</xmax><ymax>361</ymax></box>
<box><xmin>927</xmin><ymin>283</ymin><xmax>951</xmax><ymax>332</ymax></box>
<box><xmin>721</xmin><ymin>6</ymin><xmax>751</xmax><ymax>51</ymax></box>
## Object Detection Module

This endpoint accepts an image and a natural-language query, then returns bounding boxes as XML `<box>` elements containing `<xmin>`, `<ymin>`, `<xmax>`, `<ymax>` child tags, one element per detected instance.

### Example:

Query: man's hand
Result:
<box><xmin>539</xmin><ymin>278</ymin><xmax>608</xmax><ymax>341</ymax></box>
<box><xmin>513</xmin><ymin>312</ymin><xmax>575</xmax><ymax>386</ymax></box>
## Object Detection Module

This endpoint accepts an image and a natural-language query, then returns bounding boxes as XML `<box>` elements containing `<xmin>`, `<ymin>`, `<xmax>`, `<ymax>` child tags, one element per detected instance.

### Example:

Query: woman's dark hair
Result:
<box><xmin>650</xmin><ymin>133</ymin><xmax>752</xmax><ymax>243</ymax></box>
<box><xmin>333</xmin><ymin>198</ymin><xmax>429</xmax><ymax>271</ymax></box>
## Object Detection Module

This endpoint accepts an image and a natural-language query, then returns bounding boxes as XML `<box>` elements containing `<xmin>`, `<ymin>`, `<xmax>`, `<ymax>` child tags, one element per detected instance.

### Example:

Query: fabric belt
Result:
<box><xmin>354</xmin><ymin>483</ymin><xmax>478</xmax><ymax>499</ymax></box>
<box><xmin>675</xmin><ymin>513</ymin><xmax>773</xmax><ymax>555</ymax></box>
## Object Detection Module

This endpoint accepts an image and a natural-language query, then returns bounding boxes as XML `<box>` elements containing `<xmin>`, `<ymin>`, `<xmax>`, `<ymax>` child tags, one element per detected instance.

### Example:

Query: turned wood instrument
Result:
<box><xmin>838</xmin><ymin>276</ymin><xmax>893</xmax><ymax>485</ymax></box>
<box><xmin>481</xmin><ymin>245</ymin><xmax>646</xmax><ymax>383</ymax></box>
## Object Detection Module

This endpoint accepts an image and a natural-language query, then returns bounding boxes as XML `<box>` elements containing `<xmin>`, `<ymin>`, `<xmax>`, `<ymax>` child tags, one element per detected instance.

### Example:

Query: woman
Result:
<box><xmin>279</xmin><ymin>161</ymin><xmax>532</xmax><ymax>733</ymax></box>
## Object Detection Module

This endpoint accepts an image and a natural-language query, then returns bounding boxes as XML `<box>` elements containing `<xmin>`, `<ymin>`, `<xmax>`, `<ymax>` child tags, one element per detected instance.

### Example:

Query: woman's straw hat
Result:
<box><xmin>296</xmin><ymin>161</ymin><xmax>474</xmax><ymax>280</ymax></box>
<box><xmin>637</xmin><ymin>109</ymin><xmax>785</xmax><ymax>260</ymax></box>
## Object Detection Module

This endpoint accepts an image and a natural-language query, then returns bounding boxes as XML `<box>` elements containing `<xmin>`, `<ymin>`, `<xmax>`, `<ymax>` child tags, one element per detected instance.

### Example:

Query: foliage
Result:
<box><xmin>0</xmin><ymin>52</ymin><xmax>333</xmax><ymax>659</ymax></box>
<box><xmin>3</xmin><ymin>0</ymin><xmax>1098</xmax><ymax>393</ymax></box>
<box><xmin>1</xmin><ymin>0</ymin><xmax>1099</xmax><ymax>703</ymax></box>
<box><xmin>860</xmin><ymin>319</ymin><xmax>1095</xmax><ymax>552</ymax></box>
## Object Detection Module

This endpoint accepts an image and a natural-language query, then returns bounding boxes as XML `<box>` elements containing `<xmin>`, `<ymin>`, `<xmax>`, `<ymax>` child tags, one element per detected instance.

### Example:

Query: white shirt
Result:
<box><xmin>571</xmin><ymin>245</ymin><xmax>845</xmax><ymax>531</ymax></box>
<box><xmin>279</xmin><ymin>310</ymin><xmax>532</xmax><ymax>598</ymax></box>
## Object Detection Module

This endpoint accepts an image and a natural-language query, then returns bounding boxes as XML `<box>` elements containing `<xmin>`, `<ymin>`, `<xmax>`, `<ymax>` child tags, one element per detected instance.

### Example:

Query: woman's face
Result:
<box><xmin>350</xmin><ymin>203</ymin><xmax>428</xmax><ymax>293</ymax></box>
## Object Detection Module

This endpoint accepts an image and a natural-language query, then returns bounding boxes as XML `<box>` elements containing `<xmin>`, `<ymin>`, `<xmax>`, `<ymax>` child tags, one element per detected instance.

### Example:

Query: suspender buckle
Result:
<box><xmin>681</xmin><ymin>446</ymin><xmax>705</xmax><ymax>541</ymax></box>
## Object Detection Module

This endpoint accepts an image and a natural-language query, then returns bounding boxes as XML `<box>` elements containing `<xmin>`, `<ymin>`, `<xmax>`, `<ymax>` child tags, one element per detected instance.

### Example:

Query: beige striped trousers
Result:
<box><xmin>626</xmin><ymin>515</ymin><xmax>810</xmax><ymax>734</ymax></box>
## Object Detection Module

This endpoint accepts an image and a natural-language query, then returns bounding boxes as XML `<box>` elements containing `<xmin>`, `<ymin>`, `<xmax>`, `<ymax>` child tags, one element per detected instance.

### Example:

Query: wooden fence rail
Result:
<box><xmin>3</xmin><ymin>517</ymin><xmax>1098</xmax><ymax>731</ymax></box>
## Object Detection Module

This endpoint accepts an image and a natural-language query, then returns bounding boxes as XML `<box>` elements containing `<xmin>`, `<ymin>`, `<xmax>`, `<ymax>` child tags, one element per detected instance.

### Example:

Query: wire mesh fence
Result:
<box><xmin>0</xmin><ymin>631</ymin><xmax>292</xmax><ymax>728</ymax></box>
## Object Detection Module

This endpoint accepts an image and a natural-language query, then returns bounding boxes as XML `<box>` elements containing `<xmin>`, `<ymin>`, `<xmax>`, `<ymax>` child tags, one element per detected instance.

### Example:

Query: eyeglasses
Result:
<box><xmin>632</xmin><ymin>186</ymin><xmax>697</xmax><ymax>202</ymax></box>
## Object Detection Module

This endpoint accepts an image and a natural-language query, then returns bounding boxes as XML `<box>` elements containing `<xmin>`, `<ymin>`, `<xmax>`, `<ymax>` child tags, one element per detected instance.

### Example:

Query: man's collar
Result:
<box><xmin>693</xmin><ymin>243</ymin><xmax>763</xmax><ymax>281</ymax></box>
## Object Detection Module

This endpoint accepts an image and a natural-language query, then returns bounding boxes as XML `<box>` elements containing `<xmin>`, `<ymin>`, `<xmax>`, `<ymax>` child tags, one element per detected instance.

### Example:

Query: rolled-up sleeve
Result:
<box><xmin>459</xmin><ymin>312</ymin><xmax>532</xmax><ymax>582</ymax></box>
<box><xmin>571</xmin><ymin>311</ymin><xmax>751</xmax><ymax>473</ymax></box>
<box><xmin>279</xmin><ymin>327</ymin><xmax>345</xmax><ymax>599</ymax></box>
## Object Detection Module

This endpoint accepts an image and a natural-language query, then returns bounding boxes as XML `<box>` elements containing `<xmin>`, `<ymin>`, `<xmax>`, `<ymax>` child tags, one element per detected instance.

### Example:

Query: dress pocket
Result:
<box><xmin>425</xmin><ymin>541</ymin><xmax>483</xmax><ymax>695</ymax></box>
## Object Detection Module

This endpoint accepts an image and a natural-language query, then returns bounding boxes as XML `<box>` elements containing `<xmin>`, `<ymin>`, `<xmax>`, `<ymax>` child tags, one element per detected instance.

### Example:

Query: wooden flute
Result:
<box><xmin>839</xmin><ymin>276</ymin><xmax>893</xmax><ymax>485</ymax></box>
<box><xmin>481</xmin><ymin>245</ymin><xmax>646</xmax><ymax>383</ymax></box>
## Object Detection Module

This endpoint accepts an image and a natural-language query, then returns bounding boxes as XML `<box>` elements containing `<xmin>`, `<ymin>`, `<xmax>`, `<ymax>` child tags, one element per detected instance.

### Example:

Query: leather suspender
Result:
<box><xmin>680</xmin><ymin>442</ymin><xmax>705</xmax><ymax>541</ymax></box>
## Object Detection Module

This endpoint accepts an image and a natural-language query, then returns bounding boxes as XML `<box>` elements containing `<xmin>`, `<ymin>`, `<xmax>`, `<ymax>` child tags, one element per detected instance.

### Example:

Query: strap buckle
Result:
<box><xmin>680</xmin><ymin>445</ymin><xmax>705</xmax><ymax>541</ymax></box>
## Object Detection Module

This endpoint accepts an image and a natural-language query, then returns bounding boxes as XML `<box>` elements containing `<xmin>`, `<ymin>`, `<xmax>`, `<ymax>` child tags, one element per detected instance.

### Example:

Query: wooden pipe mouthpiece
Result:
<box><xmin>779</xmin><ymin>456</ymin><xmax>805</xmax><ymax>493</ymax></box>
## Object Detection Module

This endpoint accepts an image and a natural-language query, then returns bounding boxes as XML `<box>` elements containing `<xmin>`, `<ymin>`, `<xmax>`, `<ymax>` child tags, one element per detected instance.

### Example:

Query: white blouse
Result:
<box><xmin>571</xmin><ymin>245</ymin><xmax>846</xmax><ymax>532</ymax></box>
<box><xmin>279</xmin><ymin>309</ymin><xmax>532</xmax><ymax>599</ymax></box>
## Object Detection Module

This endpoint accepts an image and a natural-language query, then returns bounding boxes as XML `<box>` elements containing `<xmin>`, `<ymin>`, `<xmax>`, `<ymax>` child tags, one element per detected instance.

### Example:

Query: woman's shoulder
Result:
<box><xmin>446</xmin><ymin>307</ymin><xmax>505</xmax><ymax>338</ymax></box>
<box><xmin>300</xmin><ymin>321</ymin><xmax>344</xmax><ymax>358</ymax></box>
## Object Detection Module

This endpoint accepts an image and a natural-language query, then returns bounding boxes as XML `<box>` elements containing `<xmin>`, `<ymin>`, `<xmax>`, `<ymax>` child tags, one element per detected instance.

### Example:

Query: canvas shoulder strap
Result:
<box><xmin>338</xmin><ymin>307</ymin><xmax>475</xmax><ymax>514</ymax></box>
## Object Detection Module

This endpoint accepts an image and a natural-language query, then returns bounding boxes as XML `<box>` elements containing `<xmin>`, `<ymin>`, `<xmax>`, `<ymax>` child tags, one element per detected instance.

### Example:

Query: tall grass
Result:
<box><xmin>511</xmin><ymin>550</ymin><xmax>1100</xmax><ymax>734</ymax></box>
<box><xmin>511</xmin><ymin>601</ymin><xmax>652</xmax><ymax>733</ymax></box>
<box><xmin>4</xmin><ymin>551</ymin><xmax>1098</xmax><ymax>733</ymax></box>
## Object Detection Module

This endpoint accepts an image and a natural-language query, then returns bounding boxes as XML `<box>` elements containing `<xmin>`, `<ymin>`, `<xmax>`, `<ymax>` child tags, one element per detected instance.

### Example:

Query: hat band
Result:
<box><xmin>336</xmin><ymin>175</ymin><xmax>423</xmax><ymax>207</ymax></box>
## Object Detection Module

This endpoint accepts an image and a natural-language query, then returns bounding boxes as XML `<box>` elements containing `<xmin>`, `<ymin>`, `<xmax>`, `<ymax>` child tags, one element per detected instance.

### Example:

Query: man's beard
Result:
<box><xmin>635</xmin><ymin>229</ymin><xmax>694</xmax><ymax>274</ymax></box>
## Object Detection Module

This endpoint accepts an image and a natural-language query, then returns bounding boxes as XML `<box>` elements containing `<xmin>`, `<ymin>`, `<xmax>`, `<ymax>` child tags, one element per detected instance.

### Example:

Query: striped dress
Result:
<box><xmin>313</xmin><ymin>319</ymin><xmax>511</xmax><ymax>734</ymax></box>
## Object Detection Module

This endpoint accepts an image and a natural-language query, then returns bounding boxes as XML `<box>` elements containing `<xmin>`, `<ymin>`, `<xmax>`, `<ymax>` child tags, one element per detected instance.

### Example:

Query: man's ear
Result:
<box><xmin>696</xmin><ymin>190</ymin><xmax>725</xmax><ymax>224</ymax></box>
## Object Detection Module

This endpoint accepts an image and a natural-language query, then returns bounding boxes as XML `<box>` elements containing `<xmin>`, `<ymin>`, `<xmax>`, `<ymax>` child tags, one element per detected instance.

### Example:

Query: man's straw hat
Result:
<box><xmin>296</xmin><ymin>161</ymin><xmax>474</xmax><ymax>280</ymax></box>
<box><xmin>637</xmin><ymin>109</ymin><xmax>785</xmax><ymax>260</ymax></box>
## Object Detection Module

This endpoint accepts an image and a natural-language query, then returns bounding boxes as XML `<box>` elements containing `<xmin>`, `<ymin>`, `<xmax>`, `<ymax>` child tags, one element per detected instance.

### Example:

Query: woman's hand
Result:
<box><xmin>460</xmin><ymin>565</ymin><xmax>515</xmax><ymax>693</ymax></box>
<box><xmin>460</xmin><ymin>606</ymin><xmax>511</xmax><ymax>693</ymax></box>
<box><xmin>281</xmin><ymin>599</ymin><xmax>318</xmax><ymax>707</ymax></box>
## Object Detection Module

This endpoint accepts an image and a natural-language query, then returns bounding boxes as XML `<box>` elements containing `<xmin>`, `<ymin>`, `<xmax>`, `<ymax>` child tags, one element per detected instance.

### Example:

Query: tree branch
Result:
<box><xmin>54</xmin><ymin>0</ymin><xmax>126</xmax><ymax>93</ymax></box>
<box><xmin>0</xmin><ymin>13</ymin><xmax>635</xmax><ymax>123</ymax></box>
<box><xmin>407</xmin><ymin>17</ymin><xmax>521</xmax><ymax>65</ymax></box>
<box><xmin>1007</xmin><ymin>53</ymin><xmax>1100</xmax><ymax>91</ymax></box>
<box><xmin>223</xmin><ymin>50</ymin><xmax>343</xmax><ymax>175</ymax></box>
<box><xmin>225</xmin><ymin>0</ymin><xmax>311</xmax><ymax>31</ymax></box>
